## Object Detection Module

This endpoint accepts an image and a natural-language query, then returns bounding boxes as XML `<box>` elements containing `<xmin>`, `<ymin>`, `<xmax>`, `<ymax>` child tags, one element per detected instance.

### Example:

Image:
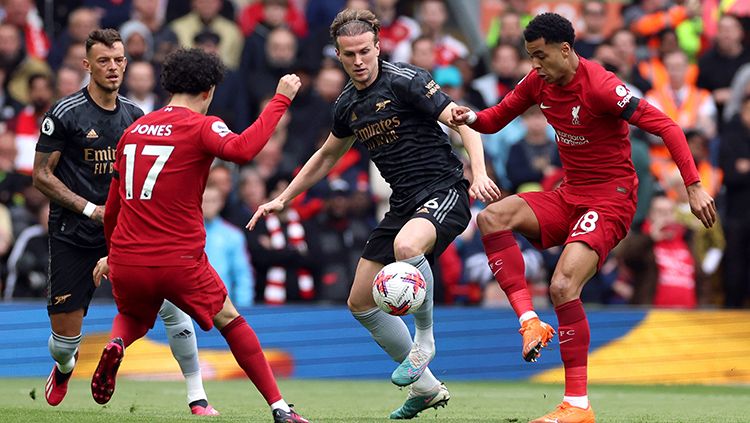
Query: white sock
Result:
<box><xmin>159</xmin><ymin>301</ymin><xmax>206</xmax><ymax>404</ymax></box>
<box><xmin>564</xmin><ymin>395</ymin><xmax>589</xmax><ymax>408</ymax></box>
<box><xmin>48</xmin><ymin>332</ymin><xmax>81</xmax><ymax>374</ymax></box>
<box><xmin>184</xmin><ymin>371</ymin><xmax>206</xmax><ymax>404</ymax></box>
<box><xmin>411</xmin><ymin>367</ymin><xmax>440</xmax><ymax>394</ymax></box>
<box><xmin>404</xmin><ymin>256</ymin><xmax>434</xmax><ymax>341</ymax></box>
<box><xmin>271</xmin><ymin>399</ymin><xmax>290</xmax><ymax>412</ymax></box>
<box><xmin>352</xmin><ymin>308</ymin><xmax>412</xmax><ymax>362</ymax></box>
<box><xmin>519</xmin><ymin>311</ymin><xmax>538</xmax><ymax>325</ymax></box>
<box><xmin>57</xmin><ymin>353</ymin><xmax>76</xmax><ymax>374</ymax></box>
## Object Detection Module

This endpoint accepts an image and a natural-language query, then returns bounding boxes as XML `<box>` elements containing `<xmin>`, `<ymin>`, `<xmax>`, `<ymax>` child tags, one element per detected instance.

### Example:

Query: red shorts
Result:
<box><xmin>518</xmin><ymin>180</ymin><xmax>637</xmax><ymax>269</ymax></box>
<box><xmin>110</xmin><ymin>253</ymin><xmax>227</xmax><ymax>331</ymax></box>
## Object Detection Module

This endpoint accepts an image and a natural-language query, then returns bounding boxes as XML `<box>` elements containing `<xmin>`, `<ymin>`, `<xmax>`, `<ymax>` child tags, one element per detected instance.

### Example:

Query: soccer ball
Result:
<box><xmin>372</xmin><ymin>262</ymin><xmax>427</xmax><ymax>316</ymax></box>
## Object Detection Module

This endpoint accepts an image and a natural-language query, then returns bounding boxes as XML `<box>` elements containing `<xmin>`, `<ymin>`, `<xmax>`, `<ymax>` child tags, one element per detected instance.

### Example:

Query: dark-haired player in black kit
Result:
<box><xmin>248</xmin><ymin>9</ymin><xmax>502</xmax><ymax>420</ymax></box>
<box><xmin>33</xmin><ymin>29</ymin><xmax>218</xmax><ymax>415</ymax></box>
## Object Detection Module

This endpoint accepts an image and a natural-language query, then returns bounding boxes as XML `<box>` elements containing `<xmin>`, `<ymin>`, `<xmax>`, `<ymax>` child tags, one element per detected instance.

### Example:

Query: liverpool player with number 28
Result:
<box><xmin>451</xmin><ymin>13</ymin><xmax>716</xmax><ymax>423</ymax></box>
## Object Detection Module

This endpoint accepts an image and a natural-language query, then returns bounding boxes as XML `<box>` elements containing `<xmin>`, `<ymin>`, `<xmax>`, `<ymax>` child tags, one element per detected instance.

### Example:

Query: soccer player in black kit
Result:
<box><xmin>33</xmin><ymin>29</ymin><xmax>218</xmax><ymax>415</ymax></box>
<box><xmin>248</xmin><ymin>9</ymin><xmax>502</xmax><ymax>419</ymax></box>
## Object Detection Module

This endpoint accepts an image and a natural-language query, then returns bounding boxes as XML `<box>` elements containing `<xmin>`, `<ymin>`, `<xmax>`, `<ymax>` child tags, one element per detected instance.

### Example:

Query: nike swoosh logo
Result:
<box><xmin>559</xmin><ymin>338</ymin><xmax>573</xmax><ymax>344</ymax></box>
<box><xmin>540</xmin><ymin>103</ymin><xmax>551</xmax><ymax>109</ymax></box>
<box><xmin>544</xmin><ymin>419</ymin><xmax>559</xmax><ymax>423</ymax></box>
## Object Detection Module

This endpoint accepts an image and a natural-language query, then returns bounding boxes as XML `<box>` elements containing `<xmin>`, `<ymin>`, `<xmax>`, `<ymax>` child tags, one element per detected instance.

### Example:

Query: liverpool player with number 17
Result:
<box><xmin>91</xmin><ymin>48</ymin><xmax>309</xmax><ymax>423</ymax></box>
<box><xmin>451</xmin><ymin>13</ymin><xmax>715</xmax><ymax>423</ymax></box>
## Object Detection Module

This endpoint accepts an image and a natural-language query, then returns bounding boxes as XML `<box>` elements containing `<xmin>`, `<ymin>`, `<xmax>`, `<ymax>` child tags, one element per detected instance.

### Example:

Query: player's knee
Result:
<box><xmin>213</xmin><ymin>306</ymin><xmax>240</xmax><ymax>329</ymax></box>
<box><xmin>477</xmin><ymin>206</ymin><xmax>512</xmax><ymax>233</ymax></box>
<box><xmin>549</xmin><ymin>274</ymin><xmax>578</xmax><ymax>305</ymax></box>
<box><xmin>392</xmin><ymin>238</ymin><xmax>422</xmax><ymax>261</ymax></box>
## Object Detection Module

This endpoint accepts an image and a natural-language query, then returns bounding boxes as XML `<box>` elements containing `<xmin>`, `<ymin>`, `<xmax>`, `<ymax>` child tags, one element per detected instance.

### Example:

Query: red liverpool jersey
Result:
<box><xmin>105</xmin><ymin>94</ymin><xmax>291</xmax><ymax>266</ymax></box>
<box><xmin>471</xmin><ymin>57</ymin><xmax>699</xmax><ymax>188</ymax></box>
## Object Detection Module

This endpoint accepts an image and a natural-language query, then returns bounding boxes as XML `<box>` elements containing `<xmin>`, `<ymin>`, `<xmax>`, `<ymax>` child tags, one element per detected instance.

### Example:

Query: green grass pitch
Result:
<box><xmin>0</xmin><ymin>378</ymin><xmax>748</xmax><ymax>422</ymax></box>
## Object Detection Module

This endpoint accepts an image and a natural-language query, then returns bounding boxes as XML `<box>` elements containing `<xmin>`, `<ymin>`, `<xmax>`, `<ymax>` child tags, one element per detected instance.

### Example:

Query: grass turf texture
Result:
<box><xmin>0</xmin><ymin>378</ymin><xmax>748</xmax><ymax>422</ymax></box>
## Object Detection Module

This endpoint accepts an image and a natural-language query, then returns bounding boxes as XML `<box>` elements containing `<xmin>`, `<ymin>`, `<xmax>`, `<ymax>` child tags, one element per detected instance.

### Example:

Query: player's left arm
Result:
<box><xmin>439</xmin><ymin>102</ymin><xmax>502</xmax><ymax>203</ymax></box>
<box><xmin>597</xmin><ymin>75</ymin><xmax>716</xmax><ymax>228</ymax></box>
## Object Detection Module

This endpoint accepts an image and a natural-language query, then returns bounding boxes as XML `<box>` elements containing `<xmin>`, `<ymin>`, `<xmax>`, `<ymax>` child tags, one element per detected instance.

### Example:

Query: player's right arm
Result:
<box><xmin>33</xmin><ymin>114</ymin><xmax>104</xmax><ymax>223</ymax></box>
<box><xmin>451</xmin><ymin>71</ymin><xmax>537</xmax><ymax>133</ymax></box>
<box><xmin>246</xmin><ymin>133</ymin><xmax>356</xmax><ymax>230</ymax></box>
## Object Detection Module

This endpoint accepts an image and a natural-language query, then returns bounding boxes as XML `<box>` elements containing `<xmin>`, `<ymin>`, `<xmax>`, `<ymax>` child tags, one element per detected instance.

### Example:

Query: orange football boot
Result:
<box><xmin>519</xmin><ymin>317</ymin><xmax>555</xmax><ymax>362</ymax></box>
<box><xmin>529</xmin><ymin>401</ymin><xmax>595</xmax><ymax>423</ymax></box>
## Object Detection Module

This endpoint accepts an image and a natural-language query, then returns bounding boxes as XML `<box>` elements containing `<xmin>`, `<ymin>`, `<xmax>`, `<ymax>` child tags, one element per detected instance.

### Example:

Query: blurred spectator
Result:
<box><xmin>505</xmin><ymin>106</ymin><xmax>560</xmax><ymax>193</ymax></box>
<box><xmin>82</xmin><ymin>0</ymin><xmax>132</xmax><ymax>29</ymax></box>
<box><xmin>626</xmin><ymin>0</ymin><xmax>700</xmax><ymax>59</ymax></box>
<box><xmin>312</xmin><ymin>178</ymin><xmax>370</xmax><ymax>302</ymax></box>
<box><xmin>46</xmin><ymin>7</ymin><xmax>100</xmax><ymax>71</ymax></box>
<box><xmin>244</xmin><ymin>27</ymin><xmax>297</xmax><ymax>121</ymax></box>
<box><xmin>3</xmin><ymin>200</ymin><xmax>47</xmax><ymax>299</ymax></box>
<box><xmin>226</xmin><ymin>166</ymin><xmax>266</xmax><ymax>230</ymax></box>
<box><xmin>724</xmin><ymin>62</ymin><xmax>750</xmax><ymax>123</ymax></box>
<box><xmin>120</xmin><ymin>20</ymin><xmax>154</xmax><ymax>62</ymax></box>
<box><xmin>472</xmin><ymin>43</ymin><xmax>521</xmax><ymax>108</ymax></box>
<box><xmin>203</xmin><ymin>185</ymin><xmax>254</xmax><ymax>307</ymax></box>
<box><xmin>375</xmin><ymin>0</ymin><xmax>421</xmax><ymax>63</ymax></box>
<box><xmin>124</xmin><ymin>61</ymin><xmax>158</xmax><ymax>113</ymax></box>
<box><xmin>0</xmin><ymin>68</ymin><xmax>23</xmax><ymax>123</ymax></box>
<box><xmin>667</xmin><ymin>130</ymin><xmax>725</xmax><ymax>305</ymax></box>
<box><xmin>605</xmin><ymin>28</ymin><xmax>653</xmax><ymax>95</ymax></box>
<box><xmin>247</xmin><ymin>174</ymin><xmax>320</xmax><ymax>304</ymax></box>
<box><xmin>0</xmin><ymin>128</ymin><xmax>31</xmax><ymax>207</ymax></box>
<box><xmin>719</xmin><ymin>95</ymin><xmax>750</xmax><ymax>308</ymax></box>
<box><xmin>165</xmin><ymin>0</ymin><xmax>235</xmax><ymax>23</ymax></box>
<box><xmin>305</xmin><ymin>0</ymin><xmax>346</xmax><ymax>33</ymax></box>
<box><xmin>10</xmin><ymin>73</ymin><xmax>52</xmax><ymax>175</ymax></box>
<box><xmin>54</xmin><ymin>65</ymin><xmax>85</xmax><ymax>99</ymax></box>
<box><xmin>697</xmin><ymin>14</ymin><xmax>750</xmax><ymax>127</ymax></box>
<box><xmin>126</xmin><ymin>0</ymin><xmax>179</xmax><ymax>65</ymax></box>
<box><xmin>61</xmin><ymin>42</ymin><xmax>89</xmax><ymax>75</ymax></box>
<box><xmin>171</xmin><ymin>0</ymin><xmax>243</xmax><ymax>69</ymax></box>
<box><xmin>195</xmin><ymin>30</ymin><xmax>246</xmax><ymax>131</ymax></box>
<box><xmin>638</xmin><ymin>29</ymin><xmax>698</xmax><ymax>93</ymax></box>
<box><xmin>576</xmin><ymin>0</ymin><xmax>607</xmax><ymax>59</ymax></box>
<box><xmin>451</xmin><ymin>57</ymin><xmax>488</xmax><ymax>111</ymax></box>
<box><xmin>0</xmin><ymin>23</ymin><xmax>52</xmax><ymax>105</ymax></box>
<box><xmin>239</xmin><ymin>0</ymin><xmax>296</xmax><ymax>75</ymax></box>
<box><xmin>238</xmin><ymin>0</ymin><xmax>307</xmax><ymax>38</ymax></box>
<box><xmin>417</xmin><ymin>0</ymin><xmax>469</xmax><ymax>67</ymax></box>
<box><xmin>409</xmin><ymin>35</ymin><xmax>436</xmax><ymax>72</ymax></box>
<box><xmin>642</xmin><ymin>194</ymin><xmax>697</xmax><ymax>308</ymax></box>
<box><xmin>1</xmin><ymin>0</ymin><xmax>49</xmax><ymax>59</ymax></box>
<box><xmin>646</xmin><ymin>50</ymin><xmax>717</xmax><ymax>185</ymax></box>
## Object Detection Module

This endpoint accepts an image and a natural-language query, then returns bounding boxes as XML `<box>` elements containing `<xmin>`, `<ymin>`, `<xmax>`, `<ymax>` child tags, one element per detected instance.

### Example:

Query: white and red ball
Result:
<box><xmin>372</xmin><ymin>262</ymin><xmax>427</xmax><ymax>316</ymax></box>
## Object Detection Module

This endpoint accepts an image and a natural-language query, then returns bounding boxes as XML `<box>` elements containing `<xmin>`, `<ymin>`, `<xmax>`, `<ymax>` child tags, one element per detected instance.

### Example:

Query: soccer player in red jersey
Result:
<box><xmin>452</xmin><ymin>13</ymin><xmax>716</xmax><ymax>423</ymax></box>
<box><xmin>90</xmin><ymin>48</ymin><xmax>309</xmax><ymax>423</ymax></box>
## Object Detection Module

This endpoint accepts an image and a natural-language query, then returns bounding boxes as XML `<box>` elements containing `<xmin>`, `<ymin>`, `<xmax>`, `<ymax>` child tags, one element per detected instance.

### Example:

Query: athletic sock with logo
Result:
<box><xmin>555</xmin><ymin>299</ymin><xmax>590</xmax><ymax>402</ymax></box>
<box><xmin>481</xmin><ymin>230</ymin><xmax>534</xmax><ymax>318</ymax></box>
<box><xmin>159</xmin><ymin>301</ymin><xmax>206</xmax><ymax>404</ymax></box>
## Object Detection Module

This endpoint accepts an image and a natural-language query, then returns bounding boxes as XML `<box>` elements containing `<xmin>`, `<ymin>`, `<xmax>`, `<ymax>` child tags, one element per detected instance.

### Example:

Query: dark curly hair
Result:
<box><xmin>161</xmin><ymin>48</ymin><xmax>225</xmax><ymax>95</ymax></box>
<box><xmin>523</xmin><ymin>13</ymin><xmax>575</xmax><ymax>45</ymax></box>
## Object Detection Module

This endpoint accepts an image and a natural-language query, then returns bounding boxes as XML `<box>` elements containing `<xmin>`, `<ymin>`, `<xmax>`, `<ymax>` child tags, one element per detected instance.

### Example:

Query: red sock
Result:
<box><xmin>111</xmin><ymin>313</ymin><xmax>149</xmax><ymax>348</ymax></box>
<box><xmin>220</xmin><ymin>316</ymin><xmax>282</xmax><ymax>404</ymax></box>
<box><xmin>555</xmin><ymin>299</ymin><xmax>589</xmax><ymax>397</ymax></box>
<box><xmin>482</xmin><ymin>230</ymin><xmax>533</xmax><ymax>318</ymax></box>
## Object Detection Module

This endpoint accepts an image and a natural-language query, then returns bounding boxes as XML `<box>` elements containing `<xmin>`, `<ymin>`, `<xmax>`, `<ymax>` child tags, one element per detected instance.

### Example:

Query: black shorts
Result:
<box><xmin>362</xmin><ymin>181</ymin><xmax>471</xmax><ymax>265</ymax></box>
<box><xmin>47</xmin><ymin>237</ymin><xmax>107</xmax><ymax>316</ymax></box>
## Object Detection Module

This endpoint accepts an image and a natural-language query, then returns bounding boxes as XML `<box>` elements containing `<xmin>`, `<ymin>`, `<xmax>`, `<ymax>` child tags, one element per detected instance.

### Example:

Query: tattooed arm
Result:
<box><xmin>32</xmin><ymin>151</ymin><xmax>105</xmax><ymax>223</ymax></box>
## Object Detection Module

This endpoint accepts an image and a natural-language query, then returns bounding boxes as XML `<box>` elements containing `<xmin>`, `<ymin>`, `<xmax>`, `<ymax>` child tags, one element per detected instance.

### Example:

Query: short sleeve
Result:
<box><xmin>402</xmin><ymin>68</ymin><xmax>452</xmax><ymax>119</ymax></box>
<box><xmin>592</xmin><ymin>70</ymin><xmax>639</xmax><ymax>119</ymax></box>
<box><xmin>331</xmin><ymin>96</ymin><xmax>355</xmax><ymax>139</ymax></box>
<box><xmin>35</xmin><ymin>113</ymin><xmax>67</xmax><ymax>153</ymax></box>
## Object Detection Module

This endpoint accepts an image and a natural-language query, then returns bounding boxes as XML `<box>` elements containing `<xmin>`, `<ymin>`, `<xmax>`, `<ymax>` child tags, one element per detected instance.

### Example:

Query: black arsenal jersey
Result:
<box><xmin>36</xmin><ymin>88</ymin><xmax>143</xmax><ymax>247</ymax></box>
<box><xmin>332</xmin><ymin>60</ymin><xmax>464</xmax><ymax>214</ymax></box>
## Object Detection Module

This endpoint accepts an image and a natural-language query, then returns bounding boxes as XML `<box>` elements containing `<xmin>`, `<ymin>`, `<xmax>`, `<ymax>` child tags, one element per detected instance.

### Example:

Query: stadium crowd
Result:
<box><xmin>0</xmin><ymin>0</ymin><xmax>748</xmax><ymax>309</ymax></box>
